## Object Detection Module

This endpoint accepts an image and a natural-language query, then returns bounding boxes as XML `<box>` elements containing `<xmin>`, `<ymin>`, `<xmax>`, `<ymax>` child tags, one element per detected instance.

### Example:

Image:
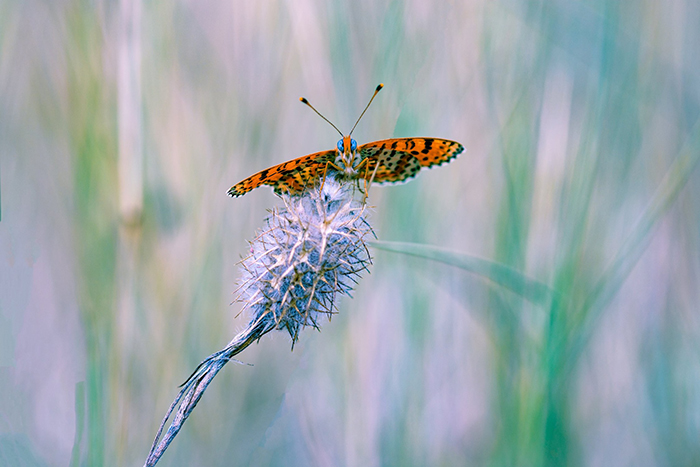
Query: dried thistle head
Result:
<box><xmin>145</xmin><ymin>177</ymin><xmax>373</xmax><ymax>466</ymax></box>
<box><xmin>237</xmin><ymin>176</ymin><xmax>374</xmax><ymax>344</ymax></box>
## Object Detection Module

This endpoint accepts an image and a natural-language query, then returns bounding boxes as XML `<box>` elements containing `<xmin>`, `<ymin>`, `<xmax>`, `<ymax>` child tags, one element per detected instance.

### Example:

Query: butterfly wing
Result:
<box><xmin>228</xmin><ymin>150</ymin><xmax>336</xmax><ymax>197</ymax></box>
<box><xmin>358</xmin><ymin>138</ymin><xmax>464</xmax><ymax>184</ymax></box>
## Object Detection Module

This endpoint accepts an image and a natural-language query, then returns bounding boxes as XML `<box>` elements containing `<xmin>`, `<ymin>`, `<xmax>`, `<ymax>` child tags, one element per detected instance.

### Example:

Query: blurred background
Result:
<box><xmin>2</xmin><ymin>1</ymin><xmax>700</xmax><ymax>466</ymax></box>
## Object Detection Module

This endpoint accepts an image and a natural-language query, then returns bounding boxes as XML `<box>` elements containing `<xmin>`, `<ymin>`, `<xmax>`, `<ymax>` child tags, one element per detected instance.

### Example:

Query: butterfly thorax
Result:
<box><xmin>334</xmin><ymin>136</ymin><xmax>362</xmax><ymax>178</ymax></box>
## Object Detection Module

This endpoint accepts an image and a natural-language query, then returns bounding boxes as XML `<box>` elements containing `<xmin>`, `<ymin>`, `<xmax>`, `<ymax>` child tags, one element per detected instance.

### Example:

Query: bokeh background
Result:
<box><xmin>2</xmin><ymin>1</ymin><xmax>700</xmax><ymax>466</ymax></box>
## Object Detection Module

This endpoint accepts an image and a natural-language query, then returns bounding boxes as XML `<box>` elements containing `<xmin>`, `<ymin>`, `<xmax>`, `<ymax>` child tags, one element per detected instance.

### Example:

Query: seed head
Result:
<box><xmin>237</xmin><ymin>176</ymin><xmax>374</xmax><ymax>344</ymax></box>
<box><xmin>144</xmin><ymin>177</ymin><xmax>373</xmax><ymax>466</ymax></box>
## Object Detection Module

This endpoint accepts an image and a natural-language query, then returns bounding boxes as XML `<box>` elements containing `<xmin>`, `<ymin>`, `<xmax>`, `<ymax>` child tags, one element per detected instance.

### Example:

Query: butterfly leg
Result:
<box><xmin>352</xmin><ymin>158</ymin><xmax>370</xmax><ymax>200</ymax></box>
<box><xmin>367</xmin><ymin>160</ymin><xmax>380</xmax><ymax>186</ymax></box>
<box><xmin>359</xmin><ymin>159</ymin><xmax>380</xmax><ymax>203</ymax></box>
<box><xmin>319</xmin><ymin>161</ymin><xmax>330</xmax><ymax>193</ymax></box>
<box><xmin>319</xmin><ymin>160</ymin><xmax>344</xmax><ymax>193</ymax></box>
<box><xmin>361</xmin><ymin>161</ymin><xmax>370</xmax><ymax>202</ymax></box>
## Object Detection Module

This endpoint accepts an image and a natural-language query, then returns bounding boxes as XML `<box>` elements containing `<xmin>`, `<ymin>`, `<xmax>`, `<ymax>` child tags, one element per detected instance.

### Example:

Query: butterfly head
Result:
<box><xmin>337</xmin><ymin>136</ymin><xmax>358</xmax><ymax>167</ymax></box>
<box><xmin>337</xmin><ymin>136</ymin><xmax>357</xmax><ymax>159</ymax></box>
<box><xmin>301</xmin><ymin>84</ymin><xmax>383</xmax><ymax>172</ymax></box>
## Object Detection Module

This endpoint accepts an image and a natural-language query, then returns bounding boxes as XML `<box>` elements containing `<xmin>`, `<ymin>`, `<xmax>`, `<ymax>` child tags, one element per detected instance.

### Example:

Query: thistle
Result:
<box><xmin>144</xmin><ymin>176</ymin><xmax>373</xmax><ymax>466</ymax></box>
<box><xmin>238</xmin><ymin>176</ymin><xmax>373</xmax><ymax>343</ymax></box>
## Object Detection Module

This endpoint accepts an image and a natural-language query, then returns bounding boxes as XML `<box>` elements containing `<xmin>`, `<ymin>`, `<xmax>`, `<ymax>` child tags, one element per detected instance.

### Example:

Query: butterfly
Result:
<box><xmin>228</xmin><ymin>84</ymin><xmax>464</xmax><ymax>198</ymax></box>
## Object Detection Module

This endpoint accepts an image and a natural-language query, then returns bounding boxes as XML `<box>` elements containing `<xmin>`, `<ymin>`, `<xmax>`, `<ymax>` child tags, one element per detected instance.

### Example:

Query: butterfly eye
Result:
<box><xmin>337</xmin><ymin>139</ymin><xmax>344</xmax><ymax>152</ymax></box>
<box><xmin>350</xmin><ymin>139</ymin><xmax>357</xmax><ymax>151</ymax></box>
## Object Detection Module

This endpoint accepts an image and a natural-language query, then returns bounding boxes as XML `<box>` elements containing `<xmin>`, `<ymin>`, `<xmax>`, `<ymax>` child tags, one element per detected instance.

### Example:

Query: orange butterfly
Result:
<box><xmin>228</xmin><ymin>84</ymin><xmax>464</xmax><ymax>198</ymax></box>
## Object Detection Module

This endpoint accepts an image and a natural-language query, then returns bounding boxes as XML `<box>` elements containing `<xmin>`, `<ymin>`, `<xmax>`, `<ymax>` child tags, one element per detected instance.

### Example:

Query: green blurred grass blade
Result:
<box><xmin>69</xmin><ymin>381</ymin><xmax>85</xmax><ymax>467</ymax></box>
<box><xmin>571</xmin><ymin>119</ymin><xmax>700</xmax><ymax>365</ymax></box>
<box><xmin>370</xmin><ymin>240</ymin><xmax>556</xmax><ymax>306</ymax></box>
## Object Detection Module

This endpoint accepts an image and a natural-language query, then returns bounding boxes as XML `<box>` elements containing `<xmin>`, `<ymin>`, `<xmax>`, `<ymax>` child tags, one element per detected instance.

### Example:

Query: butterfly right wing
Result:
<box><xmin>228</xmin><ymin>150</ymin><xmax>337</xmax><ymax>197</ymax></box>
<box><xmin>358</xmin><ymin>138</ymin><xmax>464</xmax><ymax>184</ymax></box>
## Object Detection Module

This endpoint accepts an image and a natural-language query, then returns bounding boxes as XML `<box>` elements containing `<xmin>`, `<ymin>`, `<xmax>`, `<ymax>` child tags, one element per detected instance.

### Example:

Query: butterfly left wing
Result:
<box><xmin>228</xmin><ymin>150</ymin><xmax>336</xmax><ymax>197</ymax></box>
<box><xmin>357</xmin><ymin>138</ymin><xmax>464</xmax><ymax>184</ymax></box>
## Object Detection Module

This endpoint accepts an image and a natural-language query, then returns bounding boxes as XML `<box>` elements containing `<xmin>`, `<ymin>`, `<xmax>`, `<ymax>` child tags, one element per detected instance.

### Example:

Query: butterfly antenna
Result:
<box><xmin>349</xmin><ymin>83</ymin><xmax>384</xmax><ymax>136</ymax></box>
<box><xmin>299</xmin><ymin>97</ymin><xmax>344</xmax><ymax>137</ymax></box>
